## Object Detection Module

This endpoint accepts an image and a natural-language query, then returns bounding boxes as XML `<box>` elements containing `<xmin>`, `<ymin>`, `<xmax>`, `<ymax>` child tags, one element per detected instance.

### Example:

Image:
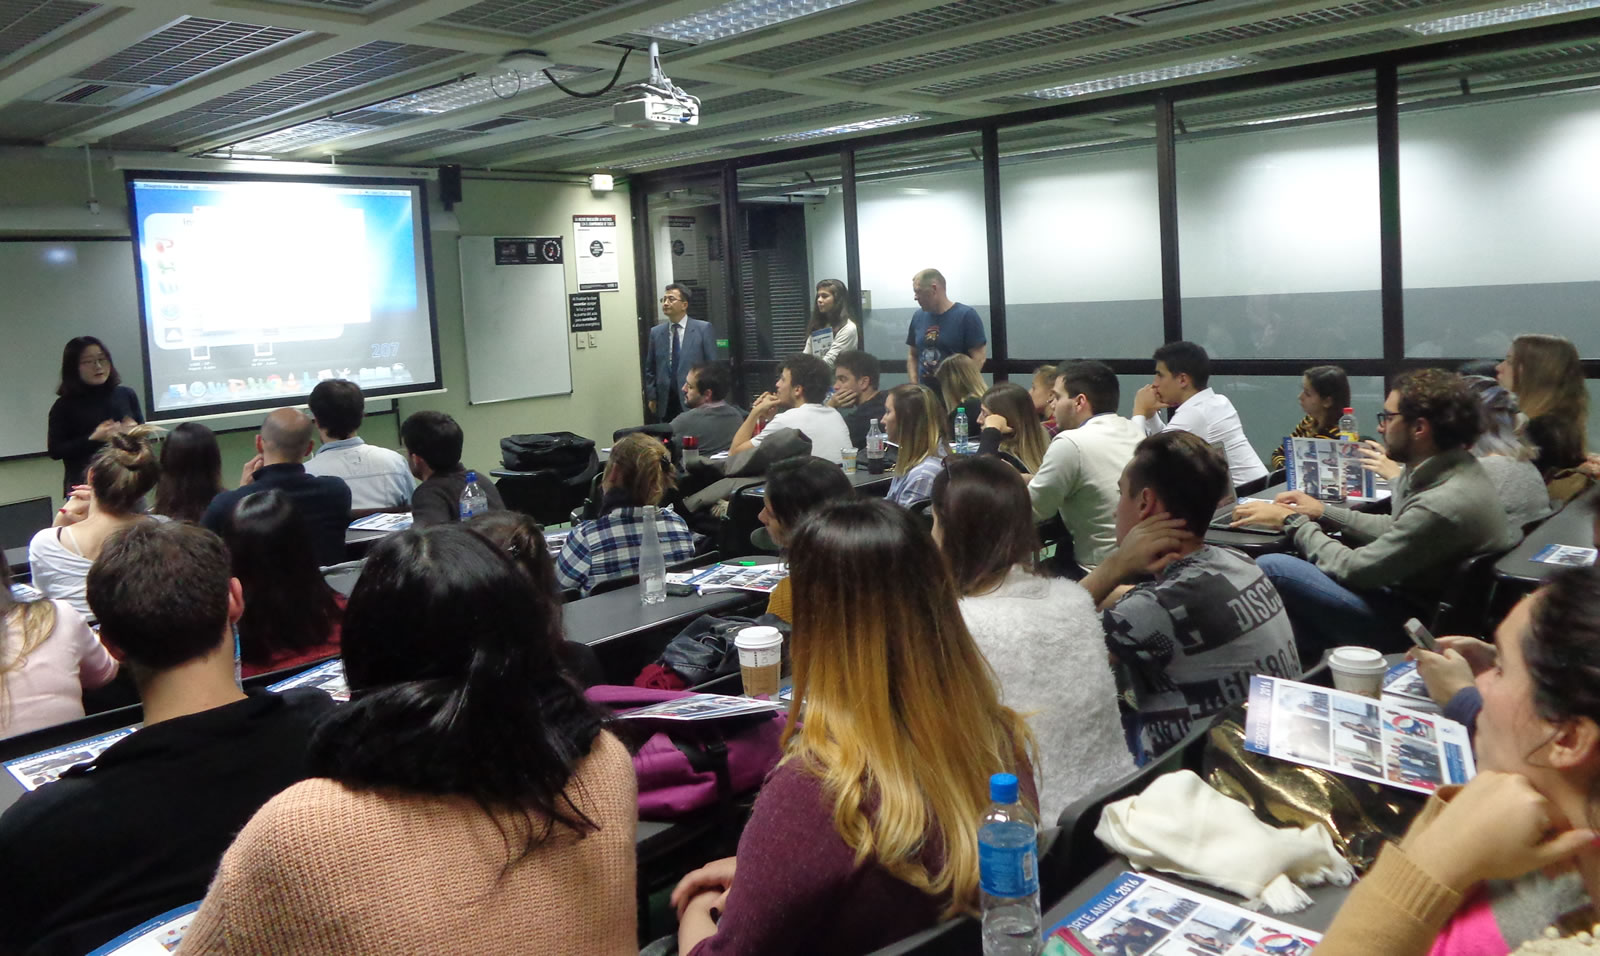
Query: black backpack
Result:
<box><xmin>499</xmin><ymin>431</ymin><xmax>596</xmax><ymax>477</ymax></box>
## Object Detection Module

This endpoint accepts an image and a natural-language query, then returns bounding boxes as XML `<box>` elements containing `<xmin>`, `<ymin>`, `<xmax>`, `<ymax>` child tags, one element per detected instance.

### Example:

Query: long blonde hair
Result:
<box><xmin>1511</xmin><ymin>334</ymin><xmax>1589</xmax><ymax>429</ymax></box>
<box><xmin>785</xmin><ymin>497</ymin><xmax>1035</xmax><ymax>916</ymax></box>
<box><xmin>886</xmin><ymin>384</ymin><xmax>945</xmax><ymax>476</ymax></box>
<box><xmin>981</xmin><ymin>382</ymin><xmax>1050</xmax><ymax>473</ymax></box>
<box><xmin>935</xmin><ymin>353</ymin><xmax>987</xmax><ymax>416</ymax></box>
<box><xmin>1</xmin><ymin>562</ymin><xmax>57</xmax><ymax>728</ymax></box>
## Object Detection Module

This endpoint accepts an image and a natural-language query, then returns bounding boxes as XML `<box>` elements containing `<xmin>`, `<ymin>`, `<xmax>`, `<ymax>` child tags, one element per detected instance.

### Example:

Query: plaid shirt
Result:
<box><xmin>556</xmin><ymin>506</ymin><xmax>697</xmax><ymax>595</ymax></box>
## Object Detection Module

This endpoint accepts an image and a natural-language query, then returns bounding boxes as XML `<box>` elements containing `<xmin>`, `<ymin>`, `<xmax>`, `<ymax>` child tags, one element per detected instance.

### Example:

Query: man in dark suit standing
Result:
<box><xmin>643</xmin><ymin>283</ymin><xmax>717</xmax><ymax>422</ymax></box>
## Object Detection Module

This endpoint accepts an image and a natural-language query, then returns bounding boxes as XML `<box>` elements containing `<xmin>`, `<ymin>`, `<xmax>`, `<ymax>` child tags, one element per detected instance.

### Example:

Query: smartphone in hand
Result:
<box><xmin>1404</xmin><ymin>617</ymin><xmax>1439</xmax><ymax>653</ymax></box>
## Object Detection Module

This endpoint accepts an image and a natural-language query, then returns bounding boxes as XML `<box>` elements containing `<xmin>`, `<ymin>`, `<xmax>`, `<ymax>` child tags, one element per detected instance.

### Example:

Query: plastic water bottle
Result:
<box><xmin>458</xmin><ymin>470</ymin><xmax>488</xmax><ymax>522</ymax></box>
<box><xmin>1338</xmin><ymin>406</ymin><xmax>1359</xmax><ymax>443</ymax></box>
<box><xmin>980</xmin><ymin>772</ymin><xmax>1041</xmax><ymax>956</ymax></box>
<box><xmin>682</xmin><ymin>435</ymin><xmax>700</xmax><ymax>468</ymax></box>
<box><xmin>865</xmin><ymin>418</ymin><xmax>886</xmax><ymax>470</ymax></box>
<box><xmin>955</xmin><ymin>408</ymin><xmax>970</xmax><ymax>453</ymax></box>
<box><xmin>639</xmin><ymin>504</ymin><xmax>667</xmax><ymax>605</ymax></box>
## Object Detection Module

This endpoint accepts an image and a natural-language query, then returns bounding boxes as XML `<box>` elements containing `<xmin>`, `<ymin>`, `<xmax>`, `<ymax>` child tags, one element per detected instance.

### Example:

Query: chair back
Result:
<box><xmin>1429</xmin><ymin>543</ymin><xmax>1518</xmax><ymax>636</ymax></box>
<box><xmin>589</xmin><ymin>573</ymin><xmax>641</xmax><ymax>596</ymax></box>
<box><xmin>0</xmin><ymin>497</ymin><xmax>51</xmax><ymax>553</ymax></box>
<box><xmin>496</xmin><ymin>450</ymin><xmax>600</xmax><ymax>526</ymax></box>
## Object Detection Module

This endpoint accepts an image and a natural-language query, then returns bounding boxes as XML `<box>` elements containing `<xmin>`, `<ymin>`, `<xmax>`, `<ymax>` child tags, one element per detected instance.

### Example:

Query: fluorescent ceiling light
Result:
<box><xmin>763</xmin><ymin>113</ymin><xmax>926</xmax><ymax>142</ymax></box>
<box><xmin>1234</xmin><ymin>105</ymin><xmax>1372</xmax><ymax>125</ymax></box>
<box><xmin>1407</xmin><ymin>0</ymin><xmax>1600</xmax><ymax>34</ymax></box>
<box><xmin>371</xmin><ymin>69</ymin><xmax>583</xmax><ymax>115</ymax></box>
<box><xmin>1025</xmin><ymin>56</ymin><xmax>1254</xmax><ymax>99</ymax></box>
<box><xmin>225</xmin><ymin>120</ymin><xmax>373</xmax><ymax>154</ymax></box>
<box><xmin>640</xmin><ymin>0</ymin><xmax>866</xmax><ymax>44</ymax></box>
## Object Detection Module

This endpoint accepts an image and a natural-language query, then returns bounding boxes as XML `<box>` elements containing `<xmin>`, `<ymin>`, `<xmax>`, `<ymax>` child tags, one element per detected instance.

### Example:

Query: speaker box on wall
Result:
<box><xmin>439</xmin><ymin>165</ymin><xmax>463</xmax><ymax>210</ymax></box>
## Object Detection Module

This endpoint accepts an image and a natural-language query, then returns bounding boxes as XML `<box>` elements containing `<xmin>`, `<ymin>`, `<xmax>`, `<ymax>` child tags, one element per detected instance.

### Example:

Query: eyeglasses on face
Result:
<box><xmin>1375</xmin><ymin>411</ymin><xmax>1402</xmax><ymax>427</ymax></box>
<box><xmin>79</xmin><ymin>356</ymin><xmax>110</xmax><ymax>369</ymax></box>
<box><xmin>661</xmin><ymin>295</ymin><xmax>684</xmax><ymax>304</ymax></box>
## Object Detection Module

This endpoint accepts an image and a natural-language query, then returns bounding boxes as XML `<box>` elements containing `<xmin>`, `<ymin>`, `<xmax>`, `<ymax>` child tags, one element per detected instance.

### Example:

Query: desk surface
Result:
<box><xmin>562</xmin><ymin>563</ymin><xmax>776</xmax><ymax>647</ymax></box>
<box><xmin>1205</xmin><ymin>484</ymin><xmax>1292</xmax><ymax>555</ymax></box>
<box><xmin>739</xmin><ymin>468</ymin><xmax>892</xmax><ymax>498</ymax></box>
<box><xmin>1495</xmin><ymin>485</ymin><xmax>1599</xmax><ymax>587</ymax></box>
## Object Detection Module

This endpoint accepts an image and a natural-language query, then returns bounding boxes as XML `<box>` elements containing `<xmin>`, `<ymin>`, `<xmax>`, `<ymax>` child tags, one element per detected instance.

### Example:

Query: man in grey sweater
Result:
<box><xmin>1235</xmin><ymin>369</ymin><xmax>1514</xmax><ymax>658</ymax></box>
<box><xmin>670</xmin><ymin>361</ymin><xmax>746</xmax><ymax>456</ymax></box>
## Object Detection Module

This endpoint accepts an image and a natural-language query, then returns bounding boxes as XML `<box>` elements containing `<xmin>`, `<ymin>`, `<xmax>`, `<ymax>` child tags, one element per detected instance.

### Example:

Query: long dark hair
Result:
<box><xmin>806</xmin><ymin>278</ymin><xmax>855</xmax><ymax>337</ymax></box>
<box><xmin>154</xmin><ymin>422</ymin><xmax>224</xmax><ymax>523</ymax></box>
<box><xmin>223</xmin><ymin>490</ymin><xmax>342</xmax><ymax>666</ymax></box>
<box><xmin>1303</xmin><ymin>365</ymin><xmax>1351</xmax><ymax>429</ymax></box>
<box><xmin>307</xmin><ymin>525</ymin><xmax>605</xmax><ymax>858</ymax></box>
<box><xmin>931</xmin><ymin>455</ymin><xmax>1040</xmax><ymax>595</ymax></box>
<box><xmin>57</xmin><ymin>336</ymin><xmax>121</xmax><ymax>398</ymax></box>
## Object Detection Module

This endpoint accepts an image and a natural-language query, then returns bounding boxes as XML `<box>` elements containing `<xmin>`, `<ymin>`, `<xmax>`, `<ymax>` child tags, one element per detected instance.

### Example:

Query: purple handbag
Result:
<box><xmin>587</xmin><ymin>685</ymin><xmax>787</xmax><ymax>821</ymax></box>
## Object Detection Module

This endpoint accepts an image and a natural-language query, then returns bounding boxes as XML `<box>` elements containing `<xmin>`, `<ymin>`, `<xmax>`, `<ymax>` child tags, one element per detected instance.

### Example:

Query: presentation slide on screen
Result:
<box><xmin>129</xmin><ymin>176</ymin><xmax>439</xmax><ymax>418</ymax></box>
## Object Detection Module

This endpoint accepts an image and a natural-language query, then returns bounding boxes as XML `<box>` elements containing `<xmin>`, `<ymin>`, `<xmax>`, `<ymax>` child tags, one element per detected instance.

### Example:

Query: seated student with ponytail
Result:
<box><xmin>181</xmin><ymin>526</ymin><xmax>637</xmax><ymax>953</ymax></box>
<box><xmin>668</xmin><ymin>497</ymin><xmax>1036</xmax><ymax>956</ymax></box>
<box><xmin>556</xmin><ymin>432</ymin><xmax>696</xmax><ymax>596</ymax></box>
<box><xmin>1316</xmin><ymin>565</ymin><xmax>1600</xmax><ymax>956</ymax></box>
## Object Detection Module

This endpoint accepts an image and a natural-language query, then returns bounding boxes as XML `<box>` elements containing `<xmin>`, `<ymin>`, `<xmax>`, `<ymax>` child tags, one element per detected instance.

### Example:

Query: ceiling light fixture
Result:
<box><xmin>1407</xmin><ymin>0</ymin><xmax>1600</xmax><ymax>34</ymax></box>
<box><xmin>1233</xmin><ymin>105</ymin><xmax>1372</xmax><ymax>126</ymax></box>
<box><xmin>1024</xmin><ymin>56</ymin><xmax>1255</xmax><ymax>99</ymax></box>
<box><xmin>763</xmin><ymin>113</ymin><xmax>926</xmax><ymax>142</ymax></box>
<box><xmin>640</xmin><ymin>0</ymin><xmax>867</xmax><ymax>45</ymax></box>
<box><xmin>223</xmin><ymin>120</ymin><xmax>373</xmax><ymax>154</ymax></box>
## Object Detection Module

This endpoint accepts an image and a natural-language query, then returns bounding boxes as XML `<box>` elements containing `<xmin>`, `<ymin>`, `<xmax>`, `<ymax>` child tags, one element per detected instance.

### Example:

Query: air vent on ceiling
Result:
<box><xmin>555</xmin><ymin>124</ymin><xmax>629</xmax><ymax>140</ymax></box>
<box><xmin>25</xmin><ymin>78</ymin><xmax>163</xmax><ymax>108</ymax></box>
<box><xmin>1111</xmin><ymin>0</ymin><xmax>1271</xmax><ymax>26</ymax></box>
<box><xmin>455</xmin><ymin>116</ymin><xmax>527</xmax><ymax>133</ymax></box>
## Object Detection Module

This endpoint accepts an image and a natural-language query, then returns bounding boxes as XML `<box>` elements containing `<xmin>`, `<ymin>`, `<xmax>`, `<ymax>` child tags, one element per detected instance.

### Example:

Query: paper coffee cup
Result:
<box><xmin>1328</xmin><ymin>646</ymin><xmax>1388</xmax><ymax>698</ymax></box>
<box><xmin>840</xmin><ymin>448</ymin><xmax>858</xmax><ymax>474</ymax></box>
<box><xmin>735</xmin><ymin>626</ymin><xmax>784</xmax><ymax>698</ymax></box>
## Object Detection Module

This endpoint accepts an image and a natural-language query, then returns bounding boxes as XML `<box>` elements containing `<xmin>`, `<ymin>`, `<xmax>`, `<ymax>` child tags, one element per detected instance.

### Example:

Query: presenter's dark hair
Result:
<box><xmin>780</xmin><ymin>353</ymin><xmax>832</xmax><ymax>404</ymax></box>
<box><xmin>308</xmin><ymin>525</ymin><xmax>604</xmax><ymax>858</ymax></box>
<box><xmin>224</xmin><ymin>490</ymin><xmax>342</xmax><ymax>668</ymax></box>
<box><xmin>835</xmin><ymin>350</ymin><xmax>880</xmax><ymax>389</ymax></box>
<box><xmin>87</xmin><ymin>521</ymin><xmax>231</xmax><ymax>672</ymax></box>
<box><xmin>664</xmin><ymin>282</ymin><xmax>691</xmax><ymax>303</ymax></box>
<box><xmin>154</xmin><ymin>422</ymin><xmax>223</xmax><ymax>523</ymax></box>
<box><xmin>307</xmin><ymin>379</ymin><xmax>365</xmax><ymax>440</ymax></box>
<box><xmin>1056</xmin><ymin>360</ymin><xmax>1121</xmax><ymax>415</ymax></box>
<box><xmin>1125</xmin><ymin>431</ymin><xmax>1230</xmax><ymax>535</ymax></box>
<box><xmin>1152</xmin><ymin>341</ymin><xmax>1211</xmax><ymax>390</ymax></box>
<box><xmin>400</xmin><ymin>410</ymin><xmax>463</xmax><ymax>473</ymax></box>
<box><xmin>766</xmin><ymin>457</ymin><xmax>854</xmax><ymax>532</ymax></box>
<box><xmin>932</xmin><ymin>455</ymin><xmax>1039</xmax><ymax>596</ymax></box>
<box><xmin>689</xmin><ymin>361</ymin><xmax>731</xmax><ymax>402</ymax></box>
<box><xmin>57</xmin><ymin>336</ymin><xmax>120</xmax><ymax>397</ymax></box>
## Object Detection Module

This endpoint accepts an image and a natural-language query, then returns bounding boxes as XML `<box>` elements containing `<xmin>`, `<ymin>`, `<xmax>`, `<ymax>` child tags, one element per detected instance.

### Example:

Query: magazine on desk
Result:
<box><xmin>347</xmin><ymin>512</ymin><xmax>412</xmax><ymax>532</ymax></box>
<box><xmin>620</xmin><ymin>694</ymin><xmax>783</xmax><ymax>721</ymax></box>
<box><xmin>5</xmin><ymin>726</ymin><xmax>137</xmax><ymax>791</ymax></box>
<box><xmin>86</xmin><ymin>902</ymin><xmax>199</xmax><ymax>955</ymax></box>
<box><xmin>1530</xmin><ymin>544</ymin><xmax>1598</xmax><ymax>567</ymax></box>
<box><xmin>1281</xmin><ymin>436</ymin><xmax>1378</xmax><ymax>502</ymax></box>
<box><xmin>1244</xmin><ymin>675</ymin><xmax>1474</xmax><ymax>795</ymax></box>
<box><xmin>1045</xmin><ymin>871</ymin><xmax>1320</xmax><ymax>956</ymax></box>
<box><xmin>266</xmin><ymin>658</ymin><xmax>349</xmax><ymax>702</ymax></box>
<box><xmin>666</xmin><ymin>562</ymin><xmax>788</xmax><ymax>595</ymax></box>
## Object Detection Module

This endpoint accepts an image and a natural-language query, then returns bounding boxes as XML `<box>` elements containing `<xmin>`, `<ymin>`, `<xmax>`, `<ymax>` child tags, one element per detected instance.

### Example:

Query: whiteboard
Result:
<box><xmin>0</xmin><ymin>239</ymin><xmax>391</xmax><ymax>460</ymax></box>
<box><xmin>458</xmin><ymin>236</ymin><xmax>573</xmax><ymax>404</ymax></box>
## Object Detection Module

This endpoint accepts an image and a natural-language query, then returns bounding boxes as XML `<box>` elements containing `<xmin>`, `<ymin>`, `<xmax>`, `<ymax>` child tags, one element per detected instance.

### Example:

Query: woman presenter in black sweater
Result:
<box><xmin>47</xmin><ymin>336</ymin><xmax>144</xmax><ymax>496</ymax></box>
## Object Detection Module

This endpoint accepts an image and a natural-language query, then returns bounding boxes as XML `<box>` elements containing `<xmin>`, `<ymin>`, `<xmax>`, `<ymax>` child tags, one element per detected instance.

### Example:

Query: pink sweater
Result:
<box><xmin>0</xmin><ymin>600</ymin><xmax>117</xmax><ymax>740</ymax></box>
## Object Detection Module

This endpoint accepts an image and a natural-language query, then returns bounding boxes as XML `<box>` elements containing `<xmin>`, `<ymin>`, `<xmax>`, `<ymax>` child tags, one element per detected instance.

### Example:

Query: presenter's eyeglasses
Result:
<box><xmin>661</xmin><ymin>295</ymin><xmax>685</xmax><ymax>304</ymax></box>
<box><xmin>79</xmin><ymin>356</ymin><xmax>110</xmax><ymax>369</ymax></box>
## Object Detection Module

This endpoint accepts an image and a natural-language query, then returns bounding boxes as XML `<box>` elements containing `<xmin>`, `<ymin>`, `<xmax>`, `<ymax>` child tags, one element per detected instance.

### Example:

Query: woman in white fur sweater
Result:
<box><xmin>931</xmin><ymin>455</ymin><xmax>1134</xmax><ymax>823</ymax></box>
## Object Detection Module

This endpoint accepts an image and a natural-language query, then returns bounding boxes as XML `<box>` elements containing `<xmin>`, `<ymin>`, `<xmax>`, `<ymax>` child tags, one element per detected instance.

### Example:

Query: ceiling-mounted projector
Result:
<box><xmin>613</xmin><ymin>42</ymin><xmax>700</xmax><ymax>130</ymax></box>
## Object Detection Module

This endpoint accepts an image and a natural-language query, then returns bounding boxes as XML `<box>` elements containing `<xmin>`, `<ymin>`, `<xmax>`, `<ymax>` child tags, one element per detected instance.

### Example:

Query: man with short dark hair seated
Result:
<box><xmin>729</xmin><ymin>354</ymin><xmax>852</xmax><ymax>465</ymax></box>
<box><xmin>1079</xmin><ymin>431</ymin><xmax>1300</xmax><ymax>762</ymax></box>
<box><xmin>1133</xmin><ymin>340</ymin><xmax>1268</xmax><ymax>489</ymax></box>
<box><xmin>828</xmin><ymin>350</ymin><xmax>887</xmax><ymax>450</ymax></box>
<box><xmin>400</xmin><ymin>409</ymin><xmax>504</xmax><ymax>527</ymax></box>
<box><xmin>201</xmin><ymin>408</ymin><xmax>352</xmax><ymax>566</ymax></box>
<box><xmin>670</xmin><ymin>361</ymin><xmax>746</xmax><ymax>456</ymax></box>
<box><xmin>303</xmin><ymin>379</ymin><xmax>414</xmax><ymax>515</ymax></box>
<box><xmin>0</xmin><ymin>521</ymin><xmax>335</xmax><ymax>954</ymax></box>
<box><xmin>1236</xmin><ymin>369</ymin><xmax>1515</xmax><ymax>657</ymax></box>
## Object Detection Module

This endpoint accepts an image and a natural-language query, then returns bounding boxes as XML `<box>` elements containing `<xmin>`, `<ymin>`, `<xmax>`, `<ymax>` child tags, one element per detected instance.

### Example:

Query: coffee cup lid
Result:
<box><xmin>1329</xmin><ymin>646</ymin><xmax>1386</xmax><ymax>669</ymax></box>
<box><xmin>735</xmin><ymin>626</ymin><xmax>783</xmax><ymax>650</ymax></box>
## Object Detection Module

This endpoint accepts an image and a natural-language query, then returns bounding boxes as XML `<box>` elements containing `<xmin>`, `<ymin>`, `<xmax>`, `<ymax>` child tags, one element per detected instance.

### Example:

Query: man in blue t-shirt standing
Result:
<box><xmin>905</xmin><ymin>267</ymin><xmax>987</xmax><ymax>386</ymax></box>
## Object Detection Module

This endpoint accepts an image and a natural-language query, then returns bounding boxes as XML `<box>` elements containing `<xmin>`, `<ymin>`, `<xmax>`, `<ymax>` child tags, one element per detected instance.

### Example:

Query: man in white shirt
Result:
<box><xmin>1029</xmin><ymin>360</ymin><xmax>1145</xmax><ymax>567</ymax></box>
<box><xmin>303</xmin><ymin>379</ymin><xmax>414</xmax><ymax>515</ymax></box>
<box><xmin>1132</xmin><ymin>341</ymin><xmax>1268</xmax><ymax>489</ymax></box>
<box><xmin>729</xmin><ymin>354</ymin><xmax>852</xmax><ymax>465</ymax></box>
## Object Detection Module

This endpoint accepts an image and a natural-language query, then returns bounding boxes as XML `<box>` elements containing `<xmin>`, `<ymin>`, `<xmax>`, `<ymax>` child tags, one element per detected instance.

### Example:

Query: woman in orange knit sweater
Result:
<box><xmin>181</xmin><ymin>525</ymin><xmax>637</xmax><ymax>954</ymax></box>
<box><xmin>1316</xmin><ymin>566</ymin><xmax>1600</xmax><ymax>955</ymax></box>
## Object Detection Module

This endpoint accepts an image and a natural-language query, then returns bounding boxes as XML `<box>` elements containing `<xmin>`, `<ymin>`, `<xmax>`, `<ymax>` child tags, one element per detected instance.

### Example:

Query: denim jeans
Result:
<box><xmin>1256</xmin><ymin>553</ymin><xmax>1421</xmax><ymax>662</ymax></box>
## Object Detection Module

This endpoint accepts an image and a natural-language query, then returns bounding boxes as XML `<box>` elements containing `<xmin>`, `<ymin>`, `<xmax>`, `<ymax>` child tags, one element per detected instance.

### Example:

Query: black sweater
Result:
<box><xmin>47</xmin><ymin>385</ymin><xmax>144</xmax><ymax>493</ymax></box>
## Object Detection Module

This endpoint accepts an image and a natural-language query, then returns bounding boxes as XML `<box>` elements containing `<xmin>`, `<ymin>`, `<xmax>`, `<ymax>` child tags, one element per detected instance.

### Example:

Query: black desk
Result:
<box><xmin>737</xmin><ymin>468</ymin><xmax>893</xmax><ymax>499</ymax></box>
<box><xmin>1495</xmin><ymin>485</ymin><xmax>1599</xmax><ymax>589</ymax></box>
<box><xmin>1206</xmin><ymin>483</ymin><xmax>1293</xmax><ymax>556</ymax></box>
<box><xmin>563</xmin><ymin>577</ymin><xmax>769</xmax><ymax>649</ymax></box>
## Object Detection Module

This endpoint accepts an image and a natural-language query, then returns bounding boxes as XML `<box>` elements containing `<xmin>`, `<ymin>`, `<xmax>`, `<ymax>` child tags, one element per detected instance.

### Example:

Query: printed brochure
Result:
<box><xmin>1281</xmin><ymin>437</ymin><xmax>1377</xmax><ymax>501</ymax></box>
<box><xmin>620</xmin><ymin>693</ymin><xmax>783</xmax><ymax>721</ymax></box>
<box><xmin>676</xmin><ymin>562</ymin><xmax>788</xmax><ymax>595</ymax></box>
<box><xmin>347</xmin><ymin>512</ymin><xmax>412</xmax><ymax>532</ymax></box>
<box><xmin>1244</xmin><ymin>675</ymin><xmax>1474</xmax><ymax>794</ymax></box>
<box><xmin>266</xmin><ymin>658</ymin><xmax>349</xmax><ymax>702</ymax></box>
<box><xmin>1530</xmin><ymin>544</ymin><xmax>1598</xmax><ymax>567</ymax></box>
<box><xmin>1045</xmin><ymin>871</ymin><xmax>1320</xmax><ymax>956</ymax></box>
<box><xmin>5</xmin><ymin>726</ymin><xmax>137</xmax><ymax>791</ymax></box>
<box><xmin>86</xmin><ymin>902</ymin><xmax>199</xmax><ymax>955</ymax></box>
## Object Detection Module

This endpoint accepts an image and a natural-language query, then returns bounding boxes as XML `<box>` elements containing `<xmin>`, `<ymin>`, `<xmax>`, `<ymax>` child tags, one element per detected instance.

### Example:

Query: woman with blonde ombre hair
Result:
<box><xmin>1498</xmin><ymin>333</ymin><xmax>1590</xmax><ymax>477</ymax></box>
<box><xmin>975</xmin><ymin>381</ymin><xmax>1051</xmax><ymax>474</ymax></box>
<box><xmin>669</xmin><ymin>497</ymin><xmax>1036</xmax><ymax>956</ymax></box>
<box><xmin>883</xmin><ymin>383</ymin><xmax>947</xmax><ymax>507</ymax></box>
<box><xmin>935</xmin><ymin>352</ymin><xmax>988</xmax><ymax>435</ymax></box>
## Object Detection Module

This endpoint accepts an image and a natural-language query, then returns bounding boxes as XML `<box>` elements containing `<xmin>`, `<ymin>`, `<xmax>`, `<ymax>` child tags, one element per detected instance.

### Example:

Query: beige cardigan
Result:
<box><xmin>180</xmin><ymin>731</ymin><xmax>637</xmax><ymax>955</ymax></box>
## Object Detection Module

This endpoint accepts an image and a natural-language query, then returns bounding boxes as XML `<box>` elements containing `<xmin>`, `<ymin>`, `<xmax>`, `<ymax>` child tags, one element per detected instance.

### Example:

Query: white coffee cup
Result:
<box><xmin>840</xmin><ymin>448</ymin><xmax>858</xmax><ymax>474</ymax></box>
<box><xmin>735</xmin><ymin>626</ymin><xmax>784</xmax><ymax>698</ymax></box>
<box><xmin>1328</xmin><ymin>646</ymin><xmax>1388</xmax><ymax>698</ymax></box>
